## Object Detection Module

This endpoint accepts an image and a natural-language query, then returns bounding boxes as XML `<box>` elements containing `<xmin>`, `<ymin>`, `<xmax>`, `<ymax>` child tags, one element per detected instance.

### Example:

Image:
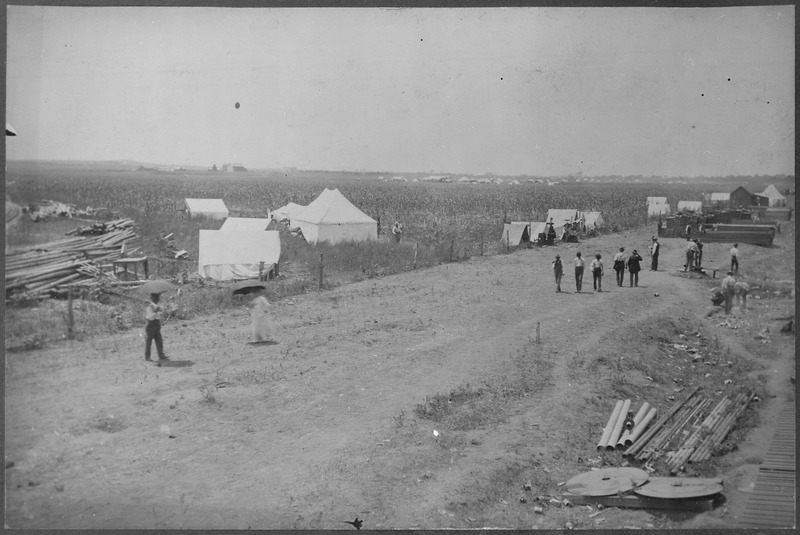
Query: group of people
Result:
<box><xmin>552</xmin><ymin>246</ymin><xmax>649</xmax><ymax>293</ymax></box>
<box><xmin>714</xmin><ymin>270</ymin><xmax>749</xmax><ymax>315</ymax></box>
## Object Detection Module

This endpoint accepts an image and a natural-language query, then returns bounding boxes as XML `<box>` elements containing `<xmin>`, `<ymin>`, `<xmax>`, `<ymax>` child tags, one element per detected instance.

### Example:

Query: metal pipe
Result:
<box><xmin>597</xmin><ymin>400</ymin><xmax>624</xmax><ymax>450</ymax></box>
<box><xmin>635</xmin><ymin>399</ymin><xmax>701</xmax><ymax>461</ymax></box>
<box><xmin>624</xmin><ymin>386</ymin><xmax>701</xmax><ymax>457</ymax></box>
<box><xmin>690</xmin><ymin>393</ymin><xmax>747</xmax><ymax>463</ymax></box>
<box><xmin>657</xmin><ymin>398</ymin><xmax>710</xmax><ymax>453</ymax></box>
<box><xmin>668</xmin><ymin>399</ymin><xmax>730</xmax><ymax>473</ymax></box>
<box><xmin>606</xmin><ymin>399</ymin><xmax>631</xmax><ymax>451</ymax></box>
<box><xmin>623</xmin><ymin>407</ymin><xmax>657</xmax><ymax>447</ymax></box>
<box><xmin>693</xmin><ymin>392</ymin><xmax>753</xmax><ymax>462</ymax></box>
<box><xmin>690</xmin><ymin>393</ymin><xmax>746</xmax><ymax>463</ymax></box>
<box><xmin>617</xmin><ymin>402</ymin><xmax>650</xmax><ymax>449</ymax></box>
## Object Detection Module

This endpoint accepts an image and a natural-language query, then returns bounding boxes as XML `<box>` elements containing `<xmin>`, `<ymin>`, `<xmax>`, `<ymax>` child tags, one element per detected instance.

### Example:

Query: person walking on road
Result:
<box><xmin>613</xmin><ymin>247</ymin><xmax>627</xmax><ymax>287</ymax></box>
<box><xmin>730</xmin><ymin>243</ymin><xmax>739</xmax><ymax>274</ymax></box>
<box><xmin>552</xmin><ymin>254</ymin><xmax>563</xmax><ymax>293</ymax></box>
<box><xmin>574</xmin><ymin>251</ymin><xmax>586</xmax><ymax>292</ymax></box>
<box><xmin>590</xmin><ymin>253</ymin><xmax>604</xmax><ymax>292</ymax></box>
<box><xmin>144</xmin><ymin>293</ymin><xmax>169</xmax><ymax>364</ymax></box>
<box><xmin>650</xmin><ymin>237</ymin><xmax>660</xmax><ymax>271</ymax></box>
<box><xmin>721</xmin><ymin>271</ymin><xmax>736</xmax><ymax>315</ymax></box>
<box><xmin>250</xmin><ymin>290</ymin><xmax>276</xmax><ymax>343</ymax></box>
<box><xmin>627</xmin><ymin>249</ymin><xmax>643</xmax><ymax>287</ymax></box>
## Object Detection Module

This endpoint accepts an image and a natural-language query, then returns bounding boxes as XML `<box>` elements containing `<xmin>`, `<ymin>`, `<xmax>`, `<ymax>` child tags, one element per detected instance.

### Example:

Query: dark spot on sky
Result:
<box><xmin>727</xmin><ymin>78</ymin><xmax>731</xmax><ymax>82</ymax></box>
<box><xmin>701</xmin><ymin>93</ymin><xmax>704</xmax><ymax>97</ymax></box>
<box><xmin>500</xmin><ymin>77</ymin><xmax>503</xmax><ymax>81</ymax></box>
<box><xmin>420</xmin><ymin>38</ymin><xmax>423</xmax><ymax>42</ymax></box>
<box><xmin>235</xmin><ymin>102</ymin><xmax>240</xmax><ymax>109</ymax></box>
<box><xmin>767</xmin><ymin>101</ymin><xmax>770</xmax><ymax>104</ymax></box>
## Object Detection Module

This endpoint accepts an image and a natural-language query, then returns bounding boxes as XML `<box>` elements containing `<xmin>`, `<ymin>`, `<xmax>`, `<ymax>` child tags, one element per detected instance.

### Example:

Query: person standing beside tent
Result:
<box><xmin>144</xmin><ymin>294</ymin><xmax>169</xmax><ymax>363</ymax></box>
<box><xmin>694</xmin><ymin>239</ymin><xmax>704</xmax><ymax>269</ymax></box>
<box><xmin>546</xmin><ymin>218</ymin><xmax>557</xmax><ymax>245</ymax></box>
<box><xmin>721</xmin><ymin>271</ymin><xmax>736</xmax><ymax>315</ymax></box>
<box><xmin>650</xmin><ymin>237</ymin><xmax>660</xmax><ymax>271</ymax></box>
<box><xmin>730</xmin><ymin>243</ymin><xmax>739</xmax><ymax>274</ymax></box>
<box><xmin>590</xmin><ymin>253</ymin><xmax>604</xmax><ymax>292</ymax></box>
<box><xmin>574</xmin><ymin>252</ymin><xmax>585</xmax><ymax>292</ymax></box>
<box><xmin>613</xmin><ymin>247</ymin><xmax>626</xmax><ymax>287</ymax></box>
<box><xmin>552</xmin><ymin>254</ymin><xmax>563</xmax><ymax>293</ymax></box>
<box><xmin>392</xmin><ymin>222</ymin><xmax>403</xmax><ymax>243</ymax></box>
<box><xmin>627</xmin><ymin>249</ymin><xmax>643</xmax><ymax>287</ymax></box>
<box><xmin>251</xmin><ymin>290</ymin><xmax>276</xmax><ymax>343</ymax></box>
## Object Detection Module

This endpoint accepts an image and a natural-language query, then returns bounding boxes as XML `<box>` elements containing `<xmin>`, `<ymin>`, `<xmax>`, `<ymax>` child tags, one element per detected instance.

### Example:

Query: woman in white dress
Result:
<box><xmin>251</xmin><ymin>291</ymin><xmax>276</xmax><ymax>343</ymax></box>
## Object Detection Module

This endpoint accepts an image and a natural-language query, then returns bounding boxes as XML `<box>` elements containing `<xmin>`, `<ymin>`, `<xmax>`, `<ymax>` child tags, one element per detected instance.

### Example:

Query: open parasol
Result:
<box><xmin>232</xmin><ymin>279</ymin><xmax>268</xmax><ymax>295</ymax></box>
<box><xmin>138</xmin><ymin>280</ymin><xmax>177</xmax><ymax>295</ymax></box>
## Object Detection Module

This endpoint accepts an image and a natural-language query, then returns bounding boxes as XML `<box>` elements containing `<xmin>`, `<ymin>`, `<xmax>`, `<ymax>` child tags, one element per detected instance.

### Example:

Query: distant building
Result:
<box><xmin>222</xmin><ymin>162</ymin><xmax>247</xmax><ymax>172</ymax></box>
<box><xmin>730</xmin><ymin>186</ymin><xmax>754</xmax><ymax>208</ymax></box>
<box><xmin>751</xmin><ymin>194</ymin><xmax>770</xmax><ymax>207</ymax></box>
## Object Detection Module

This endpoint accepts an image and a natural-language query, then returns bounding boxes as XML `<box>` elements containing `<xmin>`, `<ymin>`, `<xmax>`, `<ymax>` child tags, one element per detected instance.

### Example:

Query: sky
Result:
<box><xmin>5</xmin><ymin>6</ymin><xmax>795</xmax><ymax>177</ymax></box>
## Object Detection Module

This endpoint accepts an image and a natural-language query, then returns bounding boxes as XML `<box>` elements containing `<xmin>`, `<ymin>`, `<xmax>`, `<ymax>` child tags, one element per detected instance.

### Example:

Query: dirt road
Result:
<box><xmin>5</xmin><ymin>223</ymin><xmax>794</xmax><ymax>529</ymax></box>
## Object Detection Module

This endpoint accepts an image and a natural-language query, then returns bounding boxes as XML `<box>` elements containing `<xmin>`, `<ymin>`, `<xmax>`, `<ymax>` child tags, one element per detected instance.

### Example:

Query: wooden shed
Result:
<box><xmin>730</xmin><ymin>186</ymin><xmax>754</xmax><ymax>208</ymax></box>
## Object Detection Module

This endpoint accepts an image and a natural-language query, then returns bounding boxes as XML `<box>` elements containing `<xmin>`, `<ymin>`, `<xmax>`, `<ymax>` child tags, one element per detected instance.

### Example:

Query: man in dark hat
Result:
<box><xmin>552</xmin><ymin>254</ymin><xmax>563</xmax><ymax>293</ymax></box>
<box><xmin>144</xmin><ymin>293</ymin><xmax>169</xmax><ymax>364</ymax></box>
<box><xmin>627</xmin><ymin>249</ymin><xmax>643</xmax><ymax>287</ymax></box>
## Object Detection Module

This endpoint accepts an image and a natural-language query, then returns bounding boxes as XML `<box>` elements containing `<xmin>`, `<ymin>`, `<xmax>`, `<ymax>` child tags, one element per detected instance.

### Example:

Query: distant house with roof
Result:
<box><xmin>729</xmin><ymin>186</ymin><xmax>754</xmax><ymax>209</ymax></box>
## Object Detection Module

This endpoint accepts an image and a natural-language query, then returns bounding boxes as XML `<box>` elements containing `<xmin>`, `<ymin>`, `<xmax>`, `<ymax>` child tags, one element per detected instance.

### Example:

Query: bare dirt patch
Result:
<box><xmin>4</xmin><ymin>223</ymin><xmax>794</xmax><ymax>529</ymax></box>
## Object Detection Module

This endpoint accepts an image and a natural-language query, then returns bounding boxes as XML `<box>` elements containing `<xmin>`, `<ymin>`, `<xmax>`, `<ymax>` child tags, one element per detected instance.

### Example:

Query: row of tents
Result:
<box><xmin>189</xmin><ymin>189</ymin><xmax>379</xmax><ymax>281</ymax></box>
<box><xmin>501</xmin><ymin>209</ymin><xmax>605</xmax><ymax>246</ymax></box>
<box><xmin>646</xmin><ymin>184</ymin><xmax>788</xmax><ymax>218</ymax></box>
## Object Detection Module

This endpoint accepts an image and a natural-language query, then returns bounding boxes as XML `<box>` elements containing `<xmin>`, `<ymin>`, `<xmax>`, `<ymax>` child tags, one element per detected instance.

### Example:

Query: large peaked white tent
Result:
<box><xmin>759</xmin><ymin>184</ymin><xmax>787</xmax><ymax>207</ymax></box>
<box><xmin>292</xmin><ymin>188</ymin><xmax>377</xmax><ymax>244</ymax></box>
<box><xmin>198</xmin><ymin>230</ymin><xmax>281</xmax><ymax>280</ymax></box>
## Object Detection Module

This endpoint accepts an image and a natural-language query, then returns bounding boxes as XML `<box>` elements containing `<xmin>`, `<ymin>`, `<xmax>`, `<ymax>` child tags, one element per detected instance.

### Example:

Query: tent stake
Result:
<box><xmin>318</xmin><ymin>253</ymin><xmax>324</xmax><ymax>290</ymax></box>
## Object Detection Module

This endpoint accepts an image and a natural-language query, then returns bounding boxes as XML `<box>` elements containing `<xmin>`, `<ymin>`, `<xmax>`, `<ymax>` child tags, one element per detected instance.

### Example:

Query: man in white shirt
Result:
<box><xmin>590</xmin><ymin>254</ymin><xmax>604</xmax><ymax>292</ymax></box>
<box><xmin>613</xmin><ymin>247</ymin><xmax>627</xmax><ymax>286</ymax></box>
<box><xmin>574</xmin><ymin>252</ymin><xmax>586</xmax><ymax>292</ymax></box>
<box><xmin>721</xmin><ymin>271</ymin><xmax>736</xmax><ymax>314</ymax></box>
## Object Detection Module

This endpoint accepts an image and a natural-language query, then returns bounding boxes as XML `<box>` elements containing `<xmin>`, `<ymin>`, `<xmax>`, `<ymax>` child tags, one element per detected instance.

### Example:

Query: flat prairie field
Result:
<box><xmin>4</xmin><ymin>163</ymin><xmax>795</xmax><ymax>529</ymax></box>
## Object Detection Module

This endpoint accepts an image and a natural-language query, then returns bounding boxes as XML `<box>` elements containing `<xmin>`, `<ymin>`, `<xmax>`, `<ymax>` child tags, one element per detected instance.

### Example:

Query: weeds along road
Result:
<box><xmin>4</xmin><ymin>223</ymin><xmax>792</xmax><ymax>529</ymax></box>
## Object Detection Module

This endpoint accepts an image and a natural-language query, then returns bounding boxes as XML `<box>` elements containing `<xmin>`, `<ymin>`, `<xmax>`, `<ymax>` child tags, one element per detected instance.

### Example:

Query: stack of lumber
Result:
<box><xmin>622</xmin><ymin>387</ymin><xmax>755</xmax><ymax>473</ymax></box>
<box><xmin>5</xmin><ymin>222</ymin><xmax>139</xmax><ymax>301</ymax></box>
<box><xmin>700</xmin><ymin>224</ymin><xmax>775</xmax><ymax>247</ymax></box>
<box><xmin>66</xmin><ymin>218</ymin><xmax>136</xmax><ymax>236</ymax></box>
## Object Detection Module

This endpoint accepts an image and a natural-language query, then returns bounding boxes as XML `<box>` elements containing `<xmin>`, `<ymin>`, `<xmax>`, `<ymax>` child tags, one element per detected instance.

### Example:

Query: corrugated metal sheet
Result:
<box><xmin>739</xmin><ymin>405</ymin><xmax>796</xmax><ymax>529</ymax></box>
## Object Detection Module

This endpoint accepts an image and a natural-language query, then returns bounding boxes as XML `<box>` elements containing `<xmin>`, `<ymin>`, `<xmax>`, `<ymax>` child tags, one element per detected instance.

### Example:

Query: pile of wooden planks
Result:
<box><xmin>5</xmin><ymin>221</ymin><xmax>140</xmax><ymax>301</ymax></box>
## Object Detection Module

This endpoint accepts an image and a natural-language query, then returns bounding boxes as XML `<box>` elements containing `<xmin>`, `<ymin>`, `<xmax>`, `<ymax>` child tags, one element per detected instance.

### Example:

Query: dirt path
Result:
<box><xmin>4</xmin><ymin>224</ymin><xmax>794</xmax><ymax>529</ymax></box>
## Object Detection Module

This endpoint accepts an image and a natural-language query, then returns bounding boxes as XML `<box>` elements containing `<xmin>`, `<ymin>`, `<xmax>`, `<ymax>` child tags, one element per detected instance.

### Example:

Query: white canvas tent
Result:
<box><xmin>198</xmin><ymin>230</ymin><xmax>281</xmax><ymax>280</ymax></box>
<box><xmin>709</xmin><ymin>193</ymin><xmax>730</xmax><ymax>202</ymax></box>
<box><xmin>647</xmin><ymin>196</ymin><xmax>668</xmax><ymax>205</ymax></box>
<box><xmin>500</xmin><ymin>222</ymin><xmax>534</xmax><ymax>246</ymax></box>
<box><xmin>292</xmin><ymin>188</ymin><xmax>377</xmax><ymax>245</ymax></box>
<box><xmin>759</xmin><ymin>184</ymin><xmax>787</xmax><ymax>207</ymax></box>
<box><xmin>272</xmin><ymin>202</ymin><xmax>307</xmax><ymax>226</ymax></box>
<box><xmin>677</xmin><ymin>201</ymin><xmax>703</xmax><ymax>213</ymax></box>
<box><xmin>185</xmin><ymin>198</ymin><xmax>229</xmax><ymax>220</ymax></box>
<box><xmin>545</xmin><ymin>209</ymin><xmax>584</xmax><ymax>238</ymax></box>
<box><xmin>582</xmin><ymin>211</ymin><xmax>605</xmax><ymax>230</ymax></box>
<box><xmin>220</xmin><ymin>217</ymin><xmax>276</xmax><ymax>231</ymax></box>
<box><xmin>647</xmin><ymin>203</ymin><xmax>671</xmax><ymax>217</ymax></box>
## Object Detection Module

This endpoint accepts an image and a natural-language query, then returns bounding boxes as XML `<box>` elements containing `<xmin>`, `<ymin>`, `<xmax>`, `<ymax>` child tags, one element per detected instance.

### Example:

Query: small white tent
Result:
<box><xmin>647</xmin><ymin>203</ymin><xmax>671</xmax><ymax>218</ymax></box>
<box><xmin>198</xmin><ymin>230</ymin><xmax>281</xmax><ymax>280</ymax></box>
<box><xmin>292</xmin><ymin>188</ymin><xmax>377</xmax><ymax>245</ymax></box>
<box><xmin>647</xmin><ymin>196</ymin><xmax>668</xmax><ymax>205</ymax></box>
<box><xmin>759</xmin><ymin>184</ymin><xmax>787</xmax><ymax>207</ymax></box>
<box><xmin>677</xmin><ymin>201</ymin><xmax>703</xmax><ymax>213</ymax></box>
<box><xmin>582</xmin><ymin>212</ymin><xmax>605</xmax><ymax>230</ymax></box>
<box><xmin>220</xmin><ymin>217</ymin><xmax>276</xmax><ymax>231</ymax></box>
<box><xmin>185</xmin><ymin>198</ymin><xmax>229</xmax><ymax>220</ymax></box>
<box><xmin>272</xmin><ymin>202</ymin><xmax>307</xmax><ymax>226</ymax></box>
<box><xmin>500</xmin><ymin>222</ymin><xmax>534</xmax><ymax>246</ymax></box>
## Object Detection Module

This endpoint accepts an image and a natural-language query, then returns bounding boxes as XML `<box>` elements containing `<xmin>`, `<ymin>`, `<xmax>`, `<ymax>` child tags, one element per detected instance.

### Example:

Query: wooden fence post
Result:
<box><xmin>449</xmin><ymin>238</ymin><xmax>455</xmax><ymax>262</ymax></box>
<box><xmin>67</xmin><ymin>286</ymin><xmax>75</xmax><ymax>339</ymax></box>
<box><xmin>413</xmin><ymin>242</ymin><xmax>418</xmax><ymax>269</ymax></box>
<box><xmin>506</xmin><ymin>230</ymin><xmax>509</xmax><ymax>253</ymax></box>
<box><xmin>536</xmin><ymin>321</ymin><xmax>540</xmax><ymax>344</ymax></box>
<box><xmin>318</xmin><ymin>253</ymin><xmax>324</xmax><ymax>290</ymax></box>
<box><xmin>259</xmin><ymin>261</ymin><xmax>265</xmax><ymax>281</ymax></box>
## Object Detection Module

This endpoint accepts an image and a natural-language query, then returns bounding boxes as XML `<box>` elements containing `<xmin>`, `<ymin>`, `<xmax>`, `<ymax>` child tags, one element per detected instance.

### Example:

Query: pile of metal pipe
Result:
<box><xmin>666</xmin><ymin>396</ymin><xmax>732</xmax><ymax>473</ymax></box>
<box><xmin>624</xmin><ymin>387</ymin><xmax>701</xmax><ymax>460</ymax></box>
<box><xmin>597</xmin><ymin>399</ymin><xmax>659</xmax><ymax>452</ymax></box>
<box><xmin>689</xmin><ymin>392</ymin><xmax>755</xmax><ymax>463</ymax></box>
